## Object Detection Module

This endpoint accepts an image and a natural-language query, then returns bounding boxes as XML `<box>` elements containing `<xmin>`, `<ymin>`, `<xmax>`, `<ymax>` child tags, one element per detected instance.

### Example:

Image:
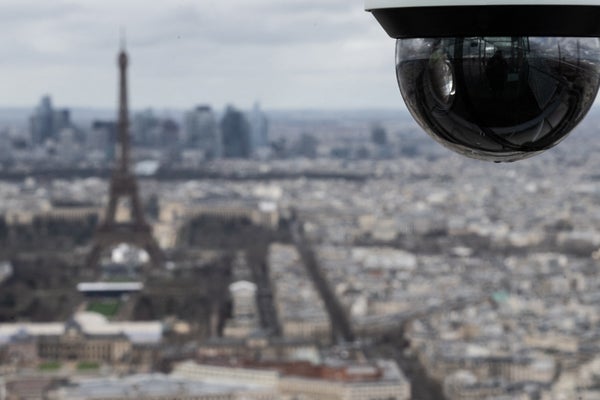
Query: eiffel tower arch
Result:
<box><xmin>87</xmin><ymin>46</ymin><xmax>164</xmax><ymax>271</ymax></box>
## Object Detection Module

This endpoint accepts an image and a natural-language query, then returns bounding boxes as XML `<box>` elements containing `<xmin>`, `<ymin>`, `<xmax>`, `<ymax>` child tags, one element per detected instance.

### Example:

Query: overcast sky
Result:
<box><xmin>2</xmin><ymin>0</ymin><xmax>403</xmax><ymax>111</ymax></box>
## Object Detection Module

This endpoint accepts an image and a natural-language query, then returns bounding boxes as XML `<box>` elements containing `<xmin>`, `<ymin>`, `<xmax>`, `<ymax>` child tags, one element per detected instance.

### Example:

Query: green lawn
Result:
<box><xmin>86</xmin><ymin>300</ymin><xmax>120</xmax><ymax>318</ymax></box>
<box><xmin>39</xmin><ymin>361</ymin><xmax>61</xmax><ymax>371</ymax></box>
<box><xmin>77</xmin><ymin>361</ymin><xmax>100</xmax><ymax>370</ymax></box>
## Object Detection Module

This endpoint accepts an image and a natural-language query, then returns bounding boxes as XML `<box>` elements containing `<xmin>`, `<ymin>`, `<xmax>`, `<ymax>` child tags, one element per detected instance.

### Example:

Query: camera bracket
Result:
<box><xmin>366</xmin><ymin>0</ymin><xmax>600</xmax><ymax>38</ymax></box>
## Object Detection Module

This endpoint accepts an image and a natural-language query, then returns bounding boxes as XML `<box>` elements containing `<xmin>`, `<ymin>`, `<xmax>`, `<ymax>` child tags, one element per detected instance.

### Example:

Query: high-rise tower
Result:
<box><xmin>184</xmin><ymin>105</ymin><xmax>221</xmax><ymax>159</ymax></box>
<box><xmin>87</xmin><ymin>46</ymin><xmax>164</xmax><ymax>271</ymax></box>
<box><xmin>221</xmin><ymin>105</ymin><xmax>251</xmax><ymax>159</ymax></box>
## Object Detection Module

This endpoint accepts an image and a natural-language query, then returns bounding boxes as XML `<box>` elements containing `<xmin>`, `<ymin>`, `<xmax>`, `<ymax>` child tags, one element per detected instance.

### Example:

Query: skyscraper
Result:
<box><xmin>30</xmin><ymin>96</ymin><xmax>54</xmax><ymax>146</ymax></box>
<box><xmin>132</xmin><ymin>109</ymin><xmax>180</xmax><ymax>149</ymax></box>
<box><xmin>184</xmin><ymin>105</ymin><xmax>221</xmax><ymax>159</ymax></box>
<box><xmin>132</xmin><ymin>109</ymin><xmax>158</xmax><ymax>146</ymax></box>
<box><xmin>90</xmin><ymin>121</ymin><xmax>117</xmax><ymax>162</ymax></box>
<box><xmin>30</xmin><ymin>96</ymin><xmax>73</xmax><ymax>147</ymax></box>
<box><xmin>221</xmin><ymin>105</ymin><xmax>251</xmax><ymax>159</ymax></box>
<box><xmin>249</xmin><ymin>102</ymin><xmax>269</xmax><ymax>151</ymax></box>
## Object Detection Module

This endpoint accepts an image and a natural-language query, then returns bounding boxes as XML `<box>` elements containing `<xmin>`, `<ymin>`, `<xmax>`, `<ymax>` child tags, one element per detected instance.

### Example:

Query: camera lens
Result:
<box><xmin>397</xmin><ymin>37</ymin><xmax>600</xmax><ymax>162</ymax></box>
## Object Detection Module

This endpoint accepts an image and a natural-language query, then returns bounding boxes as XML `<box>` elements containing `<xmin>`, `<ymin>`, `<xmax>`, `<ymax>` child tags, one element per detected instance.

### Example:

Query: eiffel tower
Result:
<box><xmin>87</xmin><ymin>44</ymin><xmax>164</xmax><ymax>271</ymax></box>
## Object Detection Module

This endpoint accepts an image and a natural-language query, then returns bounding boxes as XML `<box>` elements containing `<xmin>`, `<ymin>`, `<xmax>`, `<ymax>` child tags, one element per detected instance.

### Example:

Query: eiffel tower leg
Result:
<box><xmin>85</xmin><ymin>244</ymin><xmax>104</xmax><ymax>279</ymax></box>
<box><xmin>144</xmin><ymin>241</ymin><xmax>164</xmax><ymax>269</ymax></box>
<box><xmin>130</xmin><ymin>192</ymin><xmax>146</xmax><ymax>226</ymax></box>
<box><xmin>106</xmin><ymin>191</ymin><xmax>118</xmax><ymax>224</ymax></box>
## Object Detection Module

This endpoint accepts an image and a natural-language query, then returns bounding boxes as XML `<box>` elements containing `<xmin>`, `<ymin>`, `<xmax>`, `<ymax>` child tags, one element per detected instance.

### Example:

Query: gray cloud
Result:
<box><xmin>0</xmin><ymin>1</ymin><xmax>83</xmax><ymax>22</ymax></box>
<box><xmin>0</xmin><ymin>0</ymin><xmax>400</xmax><ymax>110</ymax></box>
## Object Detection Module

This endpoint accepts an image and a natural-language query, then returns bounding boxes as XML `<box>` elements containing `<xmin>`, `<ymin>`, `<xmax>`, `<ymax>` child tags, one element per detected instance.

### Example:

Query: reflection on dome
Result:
<box><xmin>397</xmin><ymin>37</ymin><xmax>600</xmax><ymax>162</ymax></box>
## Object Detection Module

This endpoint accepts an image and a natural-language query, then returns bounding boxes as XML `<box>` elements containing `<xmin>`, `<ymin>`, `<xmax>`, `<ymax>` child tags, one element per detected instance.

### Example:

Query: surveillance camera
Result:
<box><xmin>366</xmin><ymin>0</ymin><xmax>600</xmax><ymax>162</ymax></box>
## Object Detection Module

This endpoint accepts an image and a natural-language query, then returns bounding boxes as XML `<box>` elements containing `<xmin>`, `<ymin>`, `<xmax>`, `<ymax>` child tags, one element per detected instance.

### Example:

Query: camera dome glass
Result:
<box><xmin>396</xmin><ymin>37</ymin><xmax>600</xmax><ymax>162</ymax></box>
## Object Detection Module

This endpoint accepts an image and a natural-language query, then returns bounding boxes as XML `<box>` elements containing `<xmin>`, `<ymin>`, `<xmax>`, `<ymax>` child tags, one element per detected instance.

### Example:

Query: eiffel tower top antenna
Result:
<box><xmin>120</xmin><ymin>27</ymin><xmax>126</xmax><ymax>50</ymax></box>
<box><xmin>117</xmin><ymin>29</ymin><xmax>130</xmax><ymax>174</ymax></box>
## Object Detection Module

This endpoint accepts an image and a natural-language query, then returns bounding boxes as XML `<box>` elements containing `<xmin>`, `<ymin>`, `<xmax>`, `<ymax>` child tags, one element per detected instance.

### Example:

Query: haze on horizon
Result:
<box><xmin>2</xmin><ymin>0</ymin><xmax>403</xmax><ymax>111</ymax></box>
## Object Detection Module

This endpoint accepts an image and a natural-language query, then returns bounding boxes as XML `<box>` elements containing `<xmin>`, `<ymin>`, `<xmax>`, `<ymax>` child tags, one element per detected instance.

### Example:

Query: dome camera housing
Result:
<box><xmin>366</xmin><ymin>0</ymin><xmax>600</xmax><ymax>162</ymax></box>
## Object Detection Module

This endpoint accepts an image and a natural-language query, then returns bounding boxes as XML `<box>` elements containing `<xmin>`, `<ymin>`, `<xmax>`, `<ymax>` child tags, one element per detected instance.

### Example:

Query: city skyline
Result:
<box><xmin>2</xmin><ymin>0</ymin><xmax>399</xmax><ymax>110</ymax></box>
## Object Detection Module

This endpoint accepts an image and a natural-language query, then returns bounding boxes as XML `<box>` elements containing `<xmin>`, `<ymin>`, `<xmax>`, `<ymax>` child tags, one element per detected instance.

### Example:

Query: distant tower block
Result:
<box><xmin>86</xmin><ymin>45</ymin><xmax>164</xmax><ymax>271</ymax></box>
